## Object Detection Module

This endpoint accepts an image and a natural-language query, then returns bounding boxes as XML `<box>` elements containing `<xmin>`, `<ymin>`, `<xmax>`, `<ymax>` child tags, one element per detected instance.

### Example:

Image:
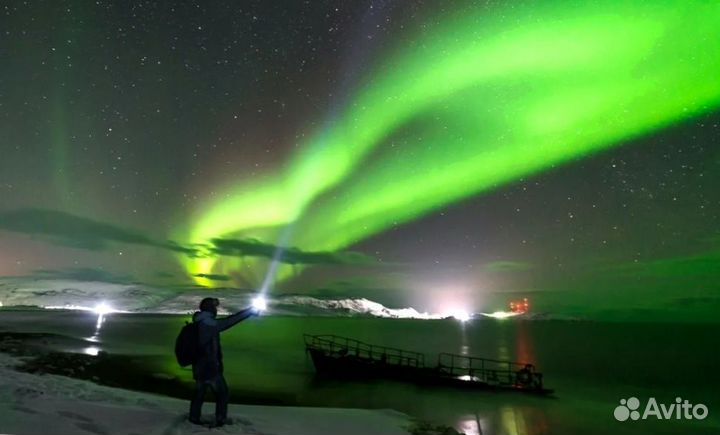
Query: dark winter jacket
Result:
<box><xmin>191</xmin><ymin>308</ymin><xmax>255</xmax><ymax>381</ymax></box>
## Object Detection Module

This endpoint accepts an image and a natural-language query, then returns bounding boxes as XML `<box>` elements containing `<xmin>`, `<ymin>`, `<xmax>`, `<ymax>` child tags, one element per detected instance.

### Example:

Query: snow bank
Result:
<box><xmin>0</xmin><ymin>352</ymin><xmax>411</xmax><ymax>435</ymax></box>
<box><xmin>0</xmin><ymin>278</ymin><xmax>443</xmax><ymax>319</ymax></box>
<box><xmin>275</xmin><ymin>296</ymin><xmax>443</xmax><ymax>319</ymax></box>
<box><xmin>0</xmin><ymin>278</ymin><xmax>177</xmax><ymax>312</ymax></box>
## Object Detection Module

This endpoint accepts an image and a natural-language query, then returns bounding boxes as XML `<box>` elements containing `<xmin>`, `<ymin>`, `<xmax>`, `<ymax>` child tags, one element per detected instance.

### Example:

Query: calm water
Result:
<box><xmin>1</xmin><ymin>310</ymin><xmax>718</xmax><ymax>435</ymax></box>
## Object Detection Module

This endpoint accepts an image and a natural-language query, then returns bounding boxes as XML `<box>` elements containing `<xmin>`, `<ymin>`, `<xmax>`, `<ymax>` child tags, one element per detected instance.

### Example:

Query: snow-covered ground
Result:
<box><xmin>0</xmin><ymin>352</ymin><xmax>412</xmax><ymax>435</ymax></box>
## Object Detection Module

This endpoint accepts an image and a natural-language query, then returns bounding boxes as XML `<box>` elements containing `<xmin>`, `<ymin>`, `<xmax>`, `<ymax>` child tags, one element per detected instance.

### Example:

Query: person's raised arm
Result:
<box><xmin>217</xmin><ymin>307</ymin><xmax>256</xmax><ymax>332</ymax></box>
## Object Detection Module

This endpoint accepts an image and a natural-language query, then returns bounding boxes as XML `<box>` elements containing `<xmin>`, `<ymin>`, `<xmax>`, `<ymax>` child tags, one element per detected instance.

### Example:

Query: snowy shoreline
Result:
<box><xmin>0</xmin><ymin>278</ymin><xmax>442</xmax><ymax>319</ymax></box>
<box><xmin>0</xmin><ymin>350</ymin><xmax>415</xmax><ymax>435</ymax></box>
<box><xmin>0</xmin><ymin>277</ymin><xmax>580</xmax><ymax>321</ymax></box>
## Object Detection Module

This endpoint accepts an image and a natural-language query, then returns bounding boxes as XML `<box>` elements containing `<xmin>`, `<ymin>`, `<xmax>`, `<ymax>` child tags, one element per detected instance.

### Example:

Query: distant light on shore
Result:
<box><xmin>44</xmin><ymin>302</ymin><xmax>122</xmax><ymax>315</ymax></box>
<box><xmin>480</xmin><ymin>311</ymin><xmax>520</xmax><ymax>320</ymax></box>
<box><xmin>84</xmin><ymin>346</ymin><xmax>100</xmax><ymax>356</ymax></box>
<box><xmin>452</xmin><ymin>310</ymin><xmax>471</xmax><ymax>322</ymax></box>
<box><xmin>440</xmin><ymin>307</ymin><xmax>472</xmax><ymax>322</ymax></box>
<box><xmin>94</xmin><ymin>302</ymin><xmax>115</xmax><ymax>316</ymax></box>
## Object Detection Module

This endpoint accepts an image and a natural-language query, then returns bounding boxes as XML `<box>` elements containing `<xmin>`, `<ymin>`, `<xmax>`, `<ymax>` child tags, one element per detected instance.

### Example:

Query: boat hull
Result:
<box><xmin>307</xmin><ymin>348</ymin><xmax>553</xmax><ymax>395</ymax></box>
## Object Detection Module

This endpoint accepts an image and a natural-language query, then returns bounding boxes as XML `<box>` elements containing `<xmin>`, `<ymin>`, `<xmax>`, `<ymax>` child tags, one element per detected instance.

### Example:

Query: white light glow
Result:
<box><xmin>452</xmin><ymin>310</ymin><xmax>471</xmax><ymax>322</ymax></box>
<box><xmin>457</xmin><ymin>416</ymin><xmax>485</xmax><ymax>435</ymax></box>
<box><xmin>441</xmin><ymin>307</ymin><xmax>472</xmax><ymax>322</ymax></box>
<box><xmin>252</xmin><ymin>295</ymin><xmax>267</xmax><ymax>311</ymax></box>
<box><xmin>83</xmin><ymin>346</ymin><xmax>100</xmax><ymax>356</ymax></box>
<box><xmin>480</xmin><ymin>311</ymin><xmax>520</xmax><ymax>320</ymax></box>
<box><xmin>94</xmin><ymin>302</ymin><xmax>114</xmax><ymax>316</ymax></box>
<box><xmin>45</xmin><ymin>302</ymin><xmax>123</xmax><ymax>315</ymax></box>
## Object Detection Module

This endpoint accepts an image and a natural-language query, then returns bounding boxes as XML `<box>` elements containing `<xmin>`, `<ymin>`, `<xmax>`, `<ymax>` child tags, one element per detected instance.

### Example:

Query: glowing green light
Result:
<box><xmin>185</xmin><ymin>0</ymin><xmax>720</xmax><ymax>284</ymax></box>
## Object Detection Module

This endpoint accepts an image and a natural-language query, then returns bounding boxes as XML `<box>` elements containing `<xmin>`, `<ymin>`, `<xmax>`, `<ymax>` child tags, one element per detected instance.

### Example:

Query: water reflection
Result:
<box><xmin>96</xmin><ymin>312</ymin><xmax>106</xmax><ymax>330</ymax></box>
<box><xmin>500</xmin><ymin>406</ymin><xmax>527</xmax><ymax>435</ymax></box>
<box><xmin>83</xmin><ymin>346</ymin><xmax>100</xmax><ymax>356</ymax></box>
<box><xmin>514</xmin><ymin>322</ymin><xmax>534</xmax><ymax>364</ymax></box>
<box><xmin>460</xmin><ymin>322</ymin><xmax>469</xmax><ymax>356</ymax></box>
<box><xmin>497</xmin><ymin>325</ymin><xmax>510</xmax><ymax>362</ymax></box>
<box><xmin>85</xmin><ymin>312</ymin><xmax>106</xmax><ymax>352</ymax></box>
<box><xmin>457</xmin><ymin>414</ymin><xmax>486</xmax><ymax>435</ymax></box>
<box><xmin>448</xmin><ymin>322</ymin><xmax>549</xmax><ymax>435</ymax></box>
<box><xmin>6</xmin><ymin>310</ymin><xmax>710</xmax><ymax>435</ymax></box>
<box><xmin>458</xmin><ymin>406</ymin><xmax>550</xmax><ymax>435</ymax></box>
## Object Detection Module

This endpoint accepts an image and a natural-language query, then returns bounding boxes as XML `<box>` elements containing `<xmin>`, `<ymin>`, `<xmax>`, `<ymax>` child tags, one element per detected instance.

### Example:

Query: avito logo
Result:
<box><xmin>614</xmin><ymin>397</ymin><xmax>708</xmax><ymax>422</ymax></box>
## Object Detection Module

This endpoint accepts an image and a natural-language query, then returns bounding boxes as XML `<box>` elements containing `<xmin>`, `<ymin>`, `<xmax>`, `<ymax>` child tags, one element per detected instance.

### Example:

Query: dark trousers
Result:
<box><xmin>189</xmin><ymin>375</ymin><xmax>229</xmax><ymax>422</ymax></box>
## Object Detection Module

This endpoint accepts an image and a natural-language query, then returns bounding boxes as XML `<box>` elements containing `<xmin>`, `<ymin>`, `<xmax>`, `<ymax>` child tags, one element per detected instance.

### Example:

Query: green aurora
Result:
<box><xmin>184</xmin><ymin>0</ymin><xmax>720</xmax><ymax>286</ymax></box>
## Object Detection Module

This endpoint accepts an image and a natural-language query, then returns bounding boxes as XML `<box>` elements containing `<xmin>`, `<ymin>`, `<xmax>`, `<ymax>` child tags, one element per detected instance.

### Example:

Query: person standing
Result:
<box><xmin>189</xmin><ymin>297</ymin><xmax>257</xmax><ymax>427</ymax></box>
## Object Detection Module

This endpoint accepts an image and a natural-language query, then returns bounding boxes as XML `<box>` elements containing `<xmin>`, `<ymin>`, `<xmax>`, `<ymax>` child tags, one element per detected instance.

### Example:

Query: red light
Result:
<box><xmin>509</xmin><ymin>298</ymin><xmax>530</xmax><ymax>314</ymax></box>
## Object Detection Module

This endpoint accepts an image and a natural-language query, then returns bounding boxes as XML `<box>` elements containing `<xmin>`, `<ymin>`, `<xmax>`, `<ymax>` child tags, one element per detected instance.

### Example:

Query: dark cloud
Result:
<box><xmin>209</xmin><ymin>237</ymin><xmax>376</xmax><ymax>265</ymax></box>
<box><xmin>193</xmin><ymin>273</ymin><xmax>232</xmax><ymax>281</ymax></box>
<box><xmin>164</xmin><ymin>240</ymin><xmax>202</xmax><ymax>256</ymax></box>
<box><xmin>0</xmin><ymin>208</ymin><xmax>373</xmax><ymax>267</ymax></box>
<box><xmin>0</xmin><ymin>208</ymin><xmax>164</xmax><ymax>251</ymax></box>
<box><xmin>0</xmin><ymin>208</ymin><xmax>205</xmax><ymax>257</ymax></box>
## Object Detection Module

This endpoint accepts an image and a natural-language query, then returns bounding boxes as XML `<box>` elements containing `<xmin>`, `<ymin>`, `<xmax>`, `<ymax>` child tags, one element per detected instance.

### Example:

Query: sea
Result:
<box><xmin>0</xmin><ymin>310</ymin><xmax>718</xmax><ymax>435</ymax></box>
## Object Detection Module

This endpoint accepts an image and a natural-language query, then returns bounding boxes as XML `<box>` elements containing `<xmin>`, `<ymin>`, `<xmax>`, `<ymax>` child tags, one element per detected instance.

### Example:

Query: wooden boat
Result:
<box><xmin>303</xmin><ymin>334</ymin><xmax>553</xmax><ymax>395</ymax></box>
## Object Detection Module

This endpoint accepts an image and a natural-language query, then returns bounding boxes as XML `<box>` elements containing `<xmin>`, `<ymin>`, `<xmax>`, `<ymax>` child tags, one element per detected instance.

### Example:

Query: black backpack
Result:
<box><xmin>174</xmin><ymin>321</ymin><xmax>200</xmax><ymax>367</ymax></box>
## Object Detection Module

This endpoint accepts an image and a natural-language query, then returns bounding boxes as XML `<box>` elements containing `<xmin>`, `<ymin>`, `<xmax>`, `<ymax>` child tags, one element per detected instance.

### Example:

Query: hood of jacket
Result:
<box><xmin>193</xmin><ymin>310</ymin><xmax>217</xmax><ymax>325</ymax></box>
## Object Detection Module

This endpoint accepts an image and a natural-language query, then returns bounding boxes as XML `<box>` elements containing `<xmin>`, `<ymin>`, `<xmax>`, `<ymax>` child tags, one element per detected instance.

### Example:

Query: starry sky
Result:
<box><xmin>1</xmin><ymin>0</ymin><xmax>719</xmax><ymax>321</ymax></box>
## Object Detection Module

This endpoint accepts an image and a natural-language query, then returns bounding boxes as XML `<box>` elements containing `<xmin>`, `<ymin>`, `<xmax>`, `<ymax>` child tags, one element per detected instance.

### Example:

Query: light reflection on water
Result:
<box><xmin>460</xmin><ymin>322</ymin><xmax>469</xmax><ymax>356</ymax></box>
<box><xmin>497</xmin><ymin>325</ymin><xmax>510</xmax><ymax>362</ymax></box>
<box><xmin>500</xmin><ymin>405</ymin><xmax>527</xmax><ymax>435</ymax></box>
<box><xmin>84</xmin><ymin>313</ymin><xmax>106</xmax><ymax>353</ymax></box>
<box><xmin>514</xmin><ymin>323</ymin><xmax>534</xmax><ymax>365</ymax></box>
<box><xmin>457</xmin><ymin>414</ymin><xmax>484</xmax><ymax>435</ymax></box>
<box><xmin>1</xmin><ymin>312</ymin><xmax>717</xmax><ymax>435</ymax></box>
<box><xmin>458</xmin><ymin>405</ymin><xmax>544</xmax><ymax>435</ymax></box>
<box><xmin>83</xmin><ymin>346</ymin><xmax>100</xmax><ymax>356</ymax></box>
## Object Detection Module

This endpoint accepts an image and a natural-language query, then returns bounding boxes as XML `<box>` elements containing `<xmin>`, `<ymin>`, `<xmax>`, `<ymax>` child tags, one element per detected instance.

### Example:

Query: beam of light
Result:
<box><xmin>184</xmin><ymin>0</ymin><xmax>720</xmax><ymax>283</ymax></box>
<box><xmin>256</xmin><ymin>222</ymin><xmax>295</xmax><ymax>294</ymax></box>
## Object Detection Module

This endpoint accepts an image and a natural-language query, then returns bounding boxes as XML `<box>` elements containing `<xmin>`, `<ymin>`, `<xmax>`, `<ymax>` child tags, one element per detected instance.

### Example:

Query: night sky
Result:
<box><xmin>1</xmin><ymin>0</ymin><xmax>719</xmax><ymax>320</ymax></box>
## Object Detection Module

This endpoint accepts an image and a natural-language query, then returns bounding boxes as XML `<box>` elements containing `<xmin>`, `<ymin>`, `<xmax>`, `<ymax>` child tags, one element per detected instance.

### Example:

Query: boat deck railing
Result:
<box><xmin>438</xmin><ymin>353</ymin><xmax>543</xmax><ymax>388</ymax></box>
<box><xmin>304</xmin><ymin>334</ymin><xmax>426</xmax><ymax>368</ymax></box>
